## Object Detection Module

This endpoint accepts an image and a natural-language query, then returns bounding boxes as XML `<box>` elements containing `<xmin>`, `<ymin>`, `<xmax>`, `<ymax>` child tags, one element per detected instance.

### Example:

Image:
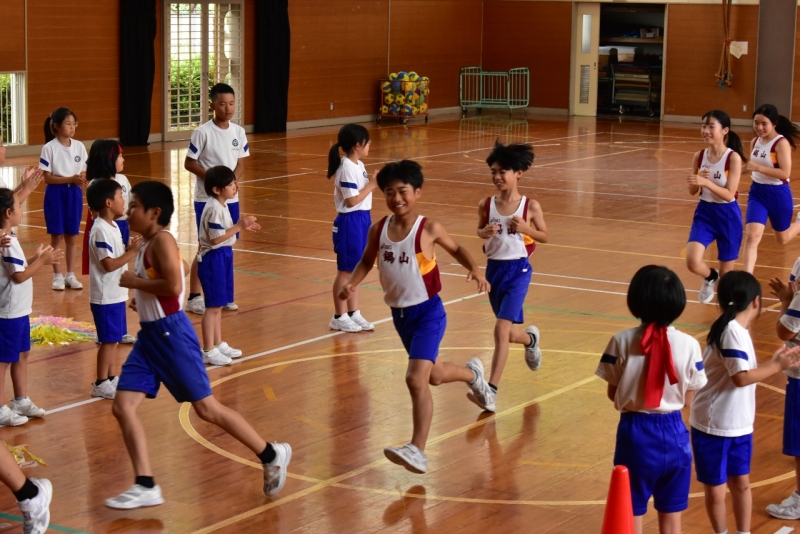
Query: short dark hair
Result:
<box><xmin>626</xmin><ymin>265</ymin><xmax>686</xmax><ymax>326</ymax></box>
<box><xmin>130</xmin><ymin>181</ymin><xmax>174</xmax><ymax>226</ymax></box>
<box><xmin>0</xmin><ymin>188</ymin><xmax>14</xmax><ymax>221</ymax></box>
<box><xmin>377</xmin><ymin>160</ymin><xmax>424</xmax><ymax>191</ymax></box>
<box><xmin>87</xmin><ymin>139</ymin><xmax>122</xmax><ymax>180</ymax></box>
<box><xmin>210</xmin><ymin>83</ymin><xmax>235</xmax><ymax>102</ymax></box>
<box><xmin>486</xmin><ymin>140</ymin><xmax>534</xmax><ymax>172</ymax></box>
<box><xmin>204</xmin><ymin>166</ymin><xmax>235</xmax><ymax>197</ymax></box>
<box><xmin>86</xmin><ymin>178</ymin><xmax>122</xmax><ymax>212</ymax></box>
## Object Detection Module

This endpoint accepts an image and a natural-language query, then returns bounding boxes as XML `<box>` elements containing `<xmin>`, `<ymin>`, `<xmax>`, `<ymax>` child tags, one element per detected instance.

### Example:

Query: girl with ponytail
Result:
<box><xmin>328</xmin><ymin>124</ymin><xmax>376</xmax><ymax>333</ymax></box>
<box><xmin>596</xmin><ymin>265</ymin><xmax>707</xmax><ymax>533</ymax></box>
<box><xmin>687</xmin><ymin>110</ymin><xmax>745</xmax><ymax>305</ymax></box>
<box><xmin>690</xmin><ymin>271</ymin><xmax>800</xmax><ymax>534</ymax></box>
<box><xmin>742</xmin><ymin>104</ymin><xmax>800</xmax><ymax>272</ymax></box>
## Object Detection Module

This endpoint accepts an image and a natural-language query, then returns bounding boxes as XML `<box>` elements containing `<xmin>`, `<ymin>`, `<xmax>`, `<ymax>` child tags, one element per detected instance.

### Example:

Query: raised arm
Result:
<box><xmin>119</xmin><ymin>232</ymin><xmax>183</xmax><ymax>297</ymax></box>
<box><xmin>427</xmin><ymin>218</ymin><xmax>490</xmax><ymax>293</ymax></box>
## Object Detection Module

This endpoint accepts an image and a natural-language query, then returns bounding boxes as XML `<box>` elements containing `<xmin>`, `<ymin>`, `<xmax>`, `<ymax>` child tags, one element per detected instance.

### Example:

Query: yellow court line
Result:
<box><xmin>534</xmin><ymin>148</ymin><xmax>646</xmax><ymax>168</ymax></box>
<box><xmin>758</xmin><ymin>382</ymin><xmax>787</xmax><ymax>395</ymax></box>
<box><xmin>294</xmin><ymin>415</ymin><xmax>333</xmax><ymax>433</ymax></box>
<box><xmin>756</xmin><ymin>412</ymin><xmax>784</xmax><ymax>420</ymax></box>
<box><xmin>519</xmin><ymin>460</ymin><xmax>592</xmax><ymax>469</ymax></box>
<box><xmin>262</xmin><ymin>387</ymin><xmax>278</xmax><ymax>402</ymax></box>
<box><xmin>271</xmin><ymin>364</ymin><xmax>290</xmax><ymax>374</ymax></box>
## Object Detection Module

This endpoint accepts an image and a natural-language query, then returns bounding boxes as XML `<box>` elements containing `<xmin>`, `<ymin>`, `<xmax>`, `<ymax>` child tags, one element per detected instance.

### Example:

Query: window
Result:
<box><xmin>0</xmin><ymin>72</ymin><xmax>26</xmax><ymax>145</ymax></box>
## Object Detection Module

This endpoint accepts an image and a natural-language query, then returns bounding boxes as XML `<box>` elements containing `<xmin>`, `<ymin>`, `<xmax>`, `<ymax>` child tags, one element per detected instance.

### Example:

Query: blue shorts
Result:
<box><xmin>614</xmin><ymin>411</ymin><xmax>692</xmax><ymax>516</ymax></box>
<box><xmin>691</xmin><ymin>427</ymin><xmax>752</xmax><ymax>485</ymax></box>
<box><xmin>117</xmin><ymin>219</ymin><xmax>130</xmax><ymax>246</ymax></box>
<box><xmin>0</xmin><ymin>316</ymin><xmax>30</xmax><ymax>363</ymax></box>
<box><xmin>196</xmin><ymin>201</ymin><xmax>239</xmax><ymax>239</ymax></box>
<box><xmin>784</xmin><ymin>377</ymin><xmax>800</xmax><ymax>456</ymax></box>
<box><xmin>333</xmin><ymin>210</ymin><xmax>371</xmax><ymax>272</ymax></box>
<box><xmin>391</xmin><ymin>294</ymin><xmax>447</xmax><ymax>362</ymax></box>
<box><xmin>688</xmin><ymin>200</ymin><xmax>743</xmax><ymax>262</ymax></box>
<box><xmin>198</xmin><ymin>247</ymin><xmax>234</xmax><ymax>308</ymax></box>
<box><xmin>117</xmin><ymin>312</ymin><xmax>213</xmax><ymax>403</ymax></box>
<box><xmin>746</xmin><ymin>182</ymin><xmax>794</xmax><ymax>232</ymax></box>
<box><xmin>44</xmin><ymin>183</ymin><xmax>83</xmax><ymax>235</ymax></box>
<box><xmin>90</xmin><ymin>302</ymin><xmax>127</xmax><ymax>343</ymax></box>
<box><xmin>486</xmin><ymin>258</ymin><xmax>532</xmax><ymax>324</ymax></box>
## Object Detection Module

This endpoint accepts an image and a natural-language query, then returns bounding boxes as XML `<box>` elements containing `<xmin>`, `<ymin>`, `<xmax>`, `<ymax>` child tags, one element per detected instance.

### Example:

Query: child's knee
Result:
<box><xmin>111</xmin><ymin>398</ymin><xmax>132</xmax><ymax>420</ymax></box>
<box><xmin>193</xmin><ymin>397</ymin><xmax>222</xmax><ymax>423</ymax></box>
<box><xmin>405</xmin><ymin>371</ymin><xmax>428</xmax><ymax>392</ymax></box>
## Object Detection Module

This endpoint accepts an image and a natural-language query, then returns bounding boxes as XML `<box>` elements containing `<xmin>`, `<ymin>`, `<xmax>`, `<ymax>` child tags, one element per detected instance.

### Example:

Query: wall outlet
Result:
<box><xmin>330</xmin><ymin>102</ymin><xmax>334</xmax><ymax>111</ymax></box>
<box><xmin>743</xmin><ymin>105</ymin><xmax>747</xmax><ymax>112</ymax></box>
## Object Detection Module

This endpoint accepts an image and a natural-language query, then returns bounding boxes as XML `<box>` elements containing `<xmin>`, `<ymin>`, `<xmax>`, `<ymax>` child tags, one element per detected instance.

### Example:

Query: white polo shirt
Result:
<box><xmin>595</xmin><ymin>325</ymin><xmax>707</xmax><ymax>413</ymax></box>
<box><xmin>198</xmin><ymin>198</ymin><xmax>235</xmax><ymax>259</ymax></box>
<box><xmin>88</xmin><ymin>217</ymin><xmax>128</xmax><ymax>305</ymax></box>
<box><xmin>690</xmin><ymin>320</ymin><xmax>757</xmax><ymax>437</ymax></box>
<box><xmin>0</xmin><ymin>235</ymin><xmax>32</xmax><ymax>319</ymax></box>
<box><xmin>39</xmin><ymin>139</ymin><xmax>88</xmax><ymax>177</ymax></box>
<box><xmin>334</xmin><ymin>157</ymin><xmax>372</xmax><ymax>213</ymax></box>
<box><xmin>187</xmin><ymin>120</ymin><xmax>249</xmax><ymax>203</ymax></box>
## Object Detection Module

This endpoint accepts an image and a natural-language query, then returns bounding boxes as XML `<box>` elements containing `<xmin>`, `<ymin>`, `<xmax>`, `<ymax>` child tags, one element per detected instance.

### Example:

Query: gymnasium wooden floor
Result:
<box><xmin>3</xmin><ymin>113</ymin><xmax>800</xmax><ymax>533</ymax></box>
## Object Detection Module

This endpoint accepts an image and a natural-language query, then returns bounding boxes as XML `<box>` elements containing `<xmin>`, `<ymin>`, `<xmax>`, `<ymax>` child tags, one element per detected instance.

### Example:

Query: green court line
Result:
<box><xmin>233</xmin><ymin>269</ymin><xmax>280</xmax><ymax>278</ymax></box>
<box><xmin>478</xmin><ymin>301</ymin><xmax>707</xmax><ymax>330</ymax></box>
<box><xmin>0</xmin><ymin>511</ymin><xmax>91</xmax><ymax>533</ymax></box>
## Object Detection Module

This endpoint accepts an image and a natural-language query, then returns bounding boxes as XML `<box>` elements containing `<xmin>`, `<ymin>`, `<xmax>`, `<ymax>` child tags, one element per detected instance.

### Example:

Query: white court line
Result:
<box><xmin>774</xmin><ymin>527</ymin><xmax>794</xmax><ymax>534</ymax></box>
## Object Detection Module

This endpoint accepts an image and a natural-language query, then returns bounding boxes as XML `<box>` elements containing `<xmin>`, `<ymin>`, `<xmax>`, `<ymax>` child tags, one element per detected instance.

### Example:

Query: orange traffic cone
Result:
<box><xmin>601</xmin><ymin>465</ymin><xmax>635</xmax><ymax>534</ymax></box>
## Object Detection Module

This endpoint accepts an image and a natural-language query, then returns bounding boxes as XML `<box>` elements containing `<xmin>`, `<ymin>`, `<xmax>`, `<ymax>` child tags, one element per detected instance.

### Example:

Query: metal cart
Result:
<box><xmin>459</xmin><ymin>67</ymin><xmax>529</xmax><ymax>116</ymax></box>
<box><xmin>377</xmin><ymin>75</ymin><xmax>430</xmax><ymax>125</ymax></box>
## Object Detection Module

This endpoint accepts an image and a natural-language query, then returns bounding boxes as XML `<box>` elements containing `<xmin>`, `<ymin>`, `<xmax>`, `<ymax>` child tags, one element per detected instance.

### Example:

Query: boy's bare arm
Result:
<box><xmin>427</xmin><ymin>219</ymin><xmax>490</xmax><ymax>293</ymax></box>
<box><xmin>120</xmin><ymin>233</ymin><xmax>183</xmax><ymax>297</ymax></box>
<box><xmin>340</xmin><ymin>223</ymin><xmax>380</xmax><ymax>299</ymax></box>
<box><xmin>99</xmin><ymin>235</ymin><xmax>143</xmax><ymax>273</ymax></box>
<box><xmin>184</xmin><ymin>157</ymin><xmax>207</xmax><ymax>180</ymax></box>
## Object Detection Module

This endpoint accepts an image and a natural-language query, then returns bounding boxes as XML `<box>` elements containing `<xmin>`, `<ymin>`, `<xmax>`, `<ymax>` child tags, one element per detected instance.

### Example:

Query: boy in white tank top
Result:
<box><xmin>471</xmin><ymin>142</ymin><xmax>548</xmax><ymax>413</ymax></box>
<box><xmin>340</xmin><ymin>160</ymin><xmax>491</xmax><ymax>474</ymax></box>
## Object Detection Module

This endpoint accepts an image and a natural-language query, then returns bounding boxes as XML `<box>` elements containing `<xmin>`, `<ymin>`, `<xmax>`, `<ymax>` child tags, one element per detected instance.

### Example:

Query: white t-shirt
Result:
<box><xmin>780</xmin><ymin>289</ymin><xmax>800</xmax><ymax>378</ymax></box>
<box><xmin>0</xmin><ymin>235</ymin><xmax>32</xmax><ymax>319</ymax></box>
<box><xmin>88</xmin><ymin>217</ymin><xmax>129</xmax><ymax>305</ymax></box>
<box><xmin>114</xmin><ymin>174</ymin><xmax>131</xmax><ymax>221</ymax></box>
<box><xmin>595</xmin><ymin>325</ymin><xmax>707</xmax><ymax>413</ymax></box>
<box><xmin>690</xmin><ymin>320</ymin><xmax>757</xmax><ymax>437</ymax></box>
<box><xmin>198</xmin><ymin>198</ymin><xmax>235</xmax><ymax>259</ymax></box>
<box><xmin>334</xmin><ymin>157</ymin><xmax>372</xmax><ymax>213</ymax></box>
<box><xmin>790</xmin><ymin>256</ymin><xmax>800</xmax><ymax>282</ymax></box>
<box><xmin>39</xmin><ymin>139</ymin><xmax>88</xmax><ymax>177</ymax></box>
<box><xmin>187</xmin><ymin>120</ymin><xmax>249</xmax><ymax>203</ymax></box>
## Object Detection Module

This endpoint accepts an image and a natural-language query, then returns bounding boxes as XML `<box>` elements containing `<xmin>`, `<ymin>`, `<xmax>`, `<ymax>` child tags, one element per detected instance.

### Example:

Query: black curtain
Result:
<box><xmin>255</xmin><ymin>0</ymin><xmax>290</xmax><ymax>133</ymax></box>
<box><xmin>119</xmin><ymin>0</ymin><xmax>156</xmax><ymax>146</ymax></box>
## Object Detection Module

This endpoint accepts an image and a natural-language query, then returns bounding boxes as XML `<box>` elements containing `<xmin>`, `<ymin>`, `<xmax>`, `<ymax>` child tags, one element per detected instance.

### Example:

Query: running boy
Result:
<box><xmin>340</xmin><ymin>160</ymin><xmax>491</xmax><ymax>474</ymax></box>
<box><xmin>86</xmin><ymin>179</ymin><xmax>142</xmax><ymax>399</ymax></box>
<box><xmin>106</xmin><ymin>181</ymin><xmax>290</xmax><ymax>509</ymax></box>
<box><xmin>197</xmin><ymin>166</ymin><xmax>260</xmax><ymax>365</ymax></box>
<box><xmin>184</xmin><ymin>83</ymin><xmax>249</xmax><ymax>315</ymax></box>
<box><xmin>471</xmin><ymin>141</ymin><xmax>547</xmax><ymax>412</ymax></box>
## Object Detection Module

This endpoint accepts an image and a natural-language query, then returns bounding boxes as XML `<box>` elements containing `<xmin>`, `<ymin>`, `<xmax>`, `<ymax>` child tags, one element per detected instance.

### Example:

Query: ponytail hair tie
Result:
<box><xmin>728</xmin><ymin>301</ymin><xmax>734</xmax><ymax>306</ymax></box>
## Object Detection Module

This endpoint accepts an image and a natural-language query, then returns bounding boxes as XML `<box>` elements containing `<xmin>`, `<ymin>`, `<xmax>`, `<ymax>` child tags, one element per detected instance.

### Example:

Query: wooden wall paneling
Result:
<box><xmin>26</xmin><ymin>1</ymin><xmax>121</xmax><ymax>144</ymax></box>
<box><xmin>664</xmin><ymin>4</ymin><xmax>758</xmax><ymax>120</ymax></box>
<box><xmin>287</xmin><ymin>0</ymin><xmax>389</xmax><ymax>123</ymax></box>
<box><xmin>389</xmin><ymin>0</ymin><xmax>483</xmax><ymax>109</ymax></box>
<box><xmin>0</xmin><ymin>0</ymin><xmax>25</xmax><ymax>72</ymax></box>
<box><xmin>482</xmin><ymin>0</ymin><xmax>571</xmax><ymax>110</ymax></box>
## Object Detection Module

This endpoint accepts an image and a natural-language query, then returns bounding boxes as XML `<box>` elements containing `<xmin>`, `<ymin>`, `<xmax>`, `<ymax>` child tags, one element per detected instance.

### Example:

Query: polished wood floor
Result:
<box><xmin>3</xmin><ymin>113</ymin><xmax>800</xmax><ymax>533</ymax></box>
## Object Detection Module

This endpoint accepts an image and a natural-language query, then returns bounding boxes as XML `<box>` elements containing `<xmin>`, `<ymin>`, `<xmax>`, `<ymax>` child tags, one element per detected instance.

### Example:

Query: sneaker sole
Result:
<box><xmin>466</xmin><ymin>391</ymin><xmax>496</xmax><ymax>413</ymax></box>
<box><xmin>699</xmin><ymin>294</ymin><xmax>715</xmax><ymax>304</ymax></box>
<box><xmin>104</xmin><ymin>496</ymin><xmax>165</xmax><ymax>510</ymax></box>
<box><xmin>766</xmin><ymin>508</ymin><xmax>800</xmax><ymax>520</ymax></box>
<box><xmin>265</xmin><ymin>445</ymin><xmax>293</xmax><ymax>496</ymax></box>
<box><xmin>328</xmin><ymin>325</ymin><xmax>362</xmax><ymax>333</ymax></box>
<box><xmin>383</xmin><ymin>448</ymin><xmax>426</xmax><ymax>474</ymax></box>
<box><xmin>32</xmin><ymin>478</ymin><xmax>52</xmax><ymax>533</ymax></box>
<box><xmin>524</xmin><ymin>326</ymin><xmax>542</xmax><ymax>371</ymax></box>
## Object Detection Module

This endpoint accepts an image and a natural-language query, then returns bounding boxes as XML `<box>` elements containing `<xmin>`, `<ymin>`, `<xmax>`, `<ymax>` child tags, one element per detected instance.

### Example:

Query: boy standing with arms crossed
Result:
<box><xmin>341</xmin><ymin>160</ymin><xmax>491</xmax><ymax>474</ymax></box>
<box><xmin>470</xmin><ymin>141</ymin><xmax>548</xmax><ymax>412</ymax></box>
<box><xmin>106</xmin><ymin>181</ymin><xmax>290</xmax><ymax>509</ymax></box>
<box><xmin>86</xmin><ymin>179</ymin><xmax>142</xmax><ymax>399</ymax></box>
<box><xmin>184</xmin><ymin>83</ymin><xmax>249</xmax><ymax>315</ymax></box>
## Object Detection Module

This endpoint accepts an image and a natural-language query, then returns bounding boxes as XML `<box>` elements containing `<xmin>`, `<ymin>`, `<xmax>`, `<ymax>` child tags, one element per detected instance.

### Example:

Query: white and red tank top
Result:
<box><xmin>377</xmin><ymin>215</ymin><xmax>441</xmax><ymax>308</ymax></box>
<box><xmin>482</xmin><ymin>196</ymin><xmax>536</xmax><ymax>260</ymax></box>
<box><xmin>698</xmin><ymin>148</ymin><xmax>736</xmax><ymax>204</ymax></box>
<box><xmin>751</xmin><ymin>135</ymin><xmax>786</xmax><ymax>185</ymax></box>
<box><xmin>134</xmin><ymin>231</ymin><xmax>185</xmax><ymax>322</ymax></box>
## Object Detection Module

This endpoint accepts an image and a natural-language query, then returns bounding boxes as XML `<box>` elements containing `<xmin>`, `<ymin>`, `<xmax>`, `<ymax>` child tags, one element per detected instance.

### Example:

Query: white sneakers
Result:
<box><xmin>203</xmin><ymin>348</ymin><xmax>232</xmax><ymax>366</ymax></box>
<box><xmin>18</xmin><ymin>478</ymin><xmax>52</xmax><ymax>534</ymax></box>
<box><xmin>185</xmin><ymin>297</ymin><xmax>206</xmax><ymax>315</ymax></box>
<box><xmin>216</xmin><ymin>342</ymin><xmax>242</xmax><ymax>359</ymax></box>
<box><xmin>51</xmin><ymin>276</ymin><xmax>65</xmax><ymax>291</ymax></box>
<box><xmin>105</xmin><ymin>484</ymin><xmax>165</xmax><ymax>510</ymax></box>
<box><xmin>263</xmin><ymin>442</ymin><xmax>292</xmax><ymax>496</ymax></box>
<box><xmin>699</xmin><ymin>276</ymin><xmax>717</xmax><ymax>304</ymax></box>
<box><xmin>767</xmin><ymin>490</ymin><xmax>800</xmax><ymax>519</ymax></box>
<box><xmin>0</xmin><ymin>405</ymin><xmax>27</xmax><ymax>426</ymax></box>
<box><xmin>91</xmin><ymin>380</ymin><xmax>117</xmax><ymax>400</ymax></box>
<box><xmin>10</xmin><ymin>398</ymin><xmax>45</xmax><ymax>418</ymax></box>
<box><xmin>466</xmin><ymin>358</ymin><xmax>496</xmax><ymax>412</ymax></box>
<box><xmin>52</xmin><ymin>275</ymin><xmax>83</xmax><ymax>291</ymax></box>
<box><xmin>524</xmin><ymin>326</ymin><xmax>543</xmax><ymax>371</ymax></box>
<box><xmin>329</xmin><ymin>311</ymin><xmax>374</xmax><ymax>333</ymax></box>
<box><xmin>223</xmin><ymin>302</ymin><xmax>239</xmax><ymax>311</ymax></box>
<box><xmin>121</xmin><ymin>334</ymin><xmax>136</xmax><ymax>344</ymax></box>
<box><xmin>384</xmin><ymin>443</ymin><xmax>427</xmax><ymax>474</ymax></box>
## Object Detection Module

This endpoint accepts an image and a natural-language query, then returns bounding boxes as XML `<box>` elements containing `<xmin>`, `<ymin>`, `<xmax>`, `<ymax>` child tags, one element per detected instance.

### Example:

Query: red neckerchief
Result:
<box><xmin>641</xmin><ymin>324</ymin><xmax>679</xmax><ymax>408</ymax></box>
<box><xmin>81</xmin><ymin>208</ymin><xmax>94</xmax><ymax>276</ymax></box>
